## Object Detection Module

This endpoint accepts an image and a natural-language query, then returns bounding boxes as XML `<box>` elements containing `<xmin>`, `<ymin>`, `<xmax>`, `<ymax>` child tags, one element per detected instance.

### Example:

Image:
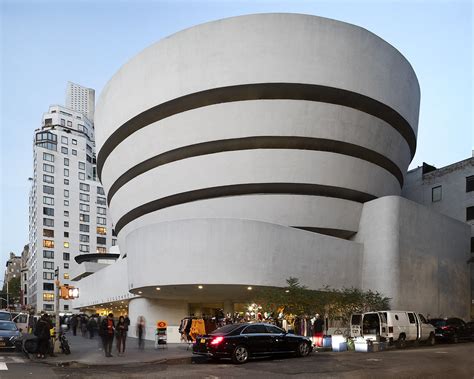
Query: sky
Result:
<box><xmin>0</xmin><ymin>0</ymin><xmax>472</xmax><ymax>270</ymax></box>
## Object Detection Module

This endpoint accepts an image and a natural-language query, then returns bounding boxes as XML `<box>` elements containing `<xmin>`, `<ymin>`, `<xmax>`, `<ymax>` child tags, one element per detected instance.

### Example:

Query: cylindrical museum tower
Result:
<box><xmin>95</xmin><ymin>14</ymin><xmax>419</xmax><ymax>305</ymax></box>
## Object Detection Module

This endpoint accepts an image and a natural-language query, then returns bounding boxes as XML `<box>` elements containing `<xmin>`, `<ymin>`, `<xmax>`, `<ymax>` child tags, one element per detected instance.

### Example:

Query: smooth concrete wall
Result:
<box><xmin>126</xmin><ymin>218</ymin><xmax>363</xmax><ymax>292</ymax></box>
<box><xmin>128</xmin><ymin>297</ymin><xmax>188</xmax><ymax>343</ymax></box>
<box><xmin>356</xmin><ymin>196</ymin><xmax>470</xmax><ymax>319</ymax></box>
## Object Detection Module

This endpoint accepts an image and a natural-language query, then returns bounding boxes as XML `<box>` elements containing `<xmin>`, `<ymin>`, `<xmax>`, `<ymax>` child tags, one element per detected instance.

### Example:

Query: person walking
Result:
<box><xmin>87</xmin><ymin>316</ymin><xmax>97</xmax><ymax>339</ymax></box>
<box><xmin>34</xmin><ymin>314</ymin><xmax>51</xmax><ymax>359</ymax></box>
<box><xmin>70</xmin><ymin>315</ymin><xmax>77</xmax><ymax>336</ymax></box>
<box><xmin>136</xmin><ymin>316</ymin><xmax>146</xmax><ymax>350</ymax></box>
<box><xmin>100</xmin><ymin>313</ymin><xmax>115</xmax><ymax>357</ymax></box>
<box><xmin>115</xmin><ymin>316</ymin><xmax>128</xmax><ymax>356</ymax></box>
<box><xmin>81</xmin><ymin>316</ymin><xmax>88</xmax><ymax>337</ymax></box>
<box><xmin>313</xmin><ymin>314</ymin><xmax>324</xmax><ymax>347</ymax></box>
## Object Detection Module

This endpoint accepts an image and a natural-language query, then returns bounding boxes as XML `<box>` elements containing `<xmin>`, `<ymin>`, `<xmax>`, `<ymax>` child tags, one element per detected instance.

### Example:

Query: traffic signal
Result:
<box><xmin>59</xmin><ymin>285</ymin><xmax>79</xmax><ymax>299</ymax></box>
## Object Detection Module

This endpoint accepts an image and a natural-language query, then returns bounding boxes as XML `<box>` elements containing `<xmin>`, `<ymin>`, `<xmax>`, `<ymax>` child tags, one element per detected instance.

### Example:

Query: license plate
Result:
<box><xmin>0</xmin><ymin>342</ymin><xmax>5</xmax><ymax>347</ymax></box>
<box><xmin>200</xmin><ymin>338</ymin><xmax>206</xmax><ymax>343</ymax></box>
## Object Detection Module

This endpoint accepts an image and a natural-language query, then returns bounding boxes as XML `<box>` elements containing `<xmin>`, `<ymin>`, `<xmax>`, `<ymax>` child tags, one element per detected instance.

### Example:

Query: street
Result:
<box><xmin>0</xmin><ymin>342</ymin><xmax>473</xmax><ymax>378</ymax></box>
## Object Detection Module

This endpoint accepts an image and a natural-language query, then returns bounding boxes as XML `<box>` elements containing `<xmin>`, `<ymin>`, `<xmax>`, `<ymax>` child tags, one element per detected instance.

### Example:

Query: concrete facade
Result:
<box><xmin>72</xmin><ymin>13</ymin><xmax>471</xmax><ymax>339</ymax></box>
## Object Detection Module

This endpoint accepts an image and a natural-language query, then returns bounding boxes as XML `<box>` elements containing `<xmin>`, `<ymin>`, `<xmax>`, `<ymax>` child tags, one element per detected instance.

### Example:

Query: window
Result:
<box><xmin>64</xmin><ymin>168</ymin><xmax>69</xmax><ymax>177</ymax></box>
<box><xmin>43</xmin><ymin>196</ymin><xmax>54</xmax><ymax>205</ymax></box>
<box><xmin>63</xmin><ymin>252</ymin><xmax>70</xmax><ymax>261</ymax></box>
<box><xmin>61</xmin><ymin>136</ymin><xmax>68</xmax><ymax>145</ymax></box>
<box><xmin>43</xmin><ymin>218</ymin><xmax>54</xmax><ymax>227</ymax></box>
<box><xmin>63</xmin><ymin>242</ymin><xmax>69</xmax><ymax>248</ymax></box>
<box><xmin>64</xmin><ymin>200</ymin><xmax>69</xmax><ymax>206</ymax></box>
<box><xmin>407</xmin><ymin>313</ymin><xmax>416</xmax><ymax>324</ymax></box>
<box><xmin>64</xmin><ymin>263</ymin><xmax>69</xmax><ymax>269</ymax></box>
<box><xmin>97</xmin><ymin>226</ymin><xmax>107</xmax><ymax>235</ymax></box>
<box><xmin>79</xmin><ymin>244</ymin><xmax>89</xmax><ymax>252</ymax></box>
<box><xmin>43</xmin><ymin>163</ymin><xmax>54</xmax><ymax>173</ymax></box>
<box><xmin>63</xmin><ymin>273</ymin><xmax>69</xmax><ymax>279</ymax></box>
<box><xmin>243</xmin><ymin>324</ymin><xmax>269</xmax><ymax>334</ymax></box>
<box><xmin>64</xmin><ymin>231</ymin><xmax>69</xmax><ymax>238</ymax></box>
<box><xmin>43</xmin><ymin>185</ymin><xmax>54</xmax><ymax>195</ymax></box>
<box><xmin>43</xmin><ymin>174</ymin><xmax>54</xmax><ymax>184</ymax></box>
<box><xmin>72</xmin><ymin>149</ymin><xmax>77</xmax><ymax>156</ymax></box>
<box><xmin>43</xmin><ymin>207</ymin><xmax>54</xmax><ymax>216</ymax></box>
<box><xmin>80</xmin><ymin>224</ymin><xmax>90</xmax><ymax>232</ymax></box>
<box><xmin>97</xmin><ymin>247</ymin><xmax>107</xmax><ymax>254</ymax></box>
<box><xmin>431</xmin><ymin>186</ymin><xmax>442</xmax><ymax>202</ymax></box>
<box><xmin>43</xmin><ymin>293</ymin><xmax>54</xmax><ymax>302</ymax></box>
<box><xmin>64</xmin><ymin>179</ymin><xmax>69</xmax><ymax>185</ymax></box>
<box><xmin>80</xmin><ymin>203</ymin><xmax>90</xmax><ymax>212</ymax></box>
<box><xmin>471</xmin><ymin>237</ymin><xmax>474</xmax><ymax>253</ymax></box>
<box><xmin>43</xmin><ymin>152</ymin><xmax>54</xmax><ymax>162</ymax></box>
<box><xmin>43</xmin><ymin>250</ymin><xmax>54</xmax><ymax>259</ymax></box>
<box><xmin>72</xmin><ymin>139</ymin><xmax>77</xmax><ymax>145</ymax></box>
<box><xmin>79</xmin><ymin>213</ymin><xmax>90</xmax><ymax>222</ymax></box>
<box><xmin>97</xmin><ymin>217</ymin><xmax>107</xmax><ymax>225</ymax></box>
<box><xmin>43</xmin><ymin>304</ymin><xmax>54</xmax><ymax>311</ymax></box>
<box><xmin>64</xmin><ymin>305</ymin><xmax>69</xmax><ymax>311</ymax></box>
<box><xmin>61</xmin><ymin>147</ymin><xmax>68</xmax><ymax>155</ymax></box>
<box><xmin>64</xmin><ymin>189</ymin><xmax>69</xmax><ymax>198</ymax></box>
<box><xmin>43</xmin><ymin>272</ymin><xmax>54</xmax><ymax>280</ymax></box>
<box><xmin>97</xmin><ymin>197</ymin><xmax>107</xmax><ymax>205</ymax></box>
<box><xmin>64</xmin><ymin>210</ymin><xmax>69</xmax><ymax>217</ymax></box>
<box><xmin>78</xmin><ymin>162</ymin><xmax>85</xmax><ymax>170</ymax></box>
<box><xmin>80</xmin><ymin>183</ymin><xmax>90</xmax><ymax>192</ymax></box>
<box><xmin>60</xmin><ymin>118</ymin><xmax>65</xmax><ymax>126</ymax></box>
<box><xmin>467</xmin><ymin>176</ymin><xmax>474</xmax><ymax>192</ymax></box>
<box><xmin>43</xmin><ymin>229</ymin><xmax>54</xmax><ymax>238</ymax></box>
<box><xmin>43</xmin><ymin>283</ymin><xmax>54</xmax><ymax>291</ymax></box>
<box><xmin>97</xmin><ymin>237</ymin><xmax>106</xmax><ymax>245</ymax></box>
<box><xmin>80</xmin><ymin>193</ymin><xmax>90</xmax><ymax>202</ymax></box>
<box><xmin>467</xmin><ymin>206</ymin><xmax>474</xmax><ymax>221</ymax></box>
<box><xmin>97</xmin><ymin>207</ymin><xmax>106</xmax><ymax>215</ymax></box>
<box><xmin>43</xmin><ymin>240</ymin><xmax>54</xmax><ymax>248</ymax></box>
<box><xmin>97</xmin><ymin>187</ymin><xmax>105</xmax><ymax>195</ymax></box>
<box><xmin>43</xmin><ymin>261</ymin><xmax>54</xmax><ymax>270</ymax></box>
<box><xmin>64</xmin><ymin>221</ymin><xmax>69</xmax><ymax>227</ymax></box>
<box><xmin>64</xmin><ymin>158</ymin><xmax>69</xmax><ymax>167</ymax></box>
<box><xmin>79</xmin><ymin>172</ymin><xmax>85</xmax><ymax>180</ymax></box>
<box><xmin>112</xmin><ymin>238</ymin><xmax>117</xmax><ymax>246</ymax></box>
<box><xmin>80</xmin><ymin>234</ymin><xmax>89</xmax><ymax>243</ymax></box>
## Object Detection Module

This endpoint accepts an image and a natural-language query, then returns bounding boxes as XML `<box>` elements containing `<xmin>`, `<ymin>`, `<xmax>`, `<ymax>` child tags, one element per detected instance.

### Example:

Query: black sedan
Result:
<box><xmin>0</xmin><ymin>321</ymin><xmax>21</xmax><ymax>350</ymax></box>
<box><xmin>193</xmin><ymin>323</ymin><xmax>312</xmax><ymax>364</ymax></box>
<box><xmin>429</xmin><ymin>318</ymin><xmax>474</xmax><ymax>343</ymax></box>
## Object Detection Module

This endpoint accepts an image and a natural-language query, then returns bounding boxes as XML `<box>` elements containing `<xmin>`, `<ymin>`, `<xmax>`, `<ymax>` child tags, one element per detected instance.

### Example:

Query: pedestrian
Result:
<box><xmin>115</xmin><ymin>316</ymin><xmax>128</xmax><ymax>356</ymax></box>
<box><xmin>88</xmin><ymin>316</ymin><xmax>97</xmax><ymax>339</ymax></box>
<box><xmin>81</xmin><ymin>316</ymin><xmax>88</xmax><ymax>337</ymax></box>
<box><xmin>124</xmin><ymin>315</ymin><xmax>130</xmax><ymax>328</ymax></box>
<box><xmin>136</xmin><ymin>316</ymin><xmax>146</xmax><ymax>350</ymax></box>
<box><xmin>312</xmin><ymin>313</ymin><xmax>324</xmax><ymax>347</ymax></box>
<box><xmin>100</xmin><ymin>313</ymin><xmax>115</xmax><ymax>357</ymax></box>
<box><xmin>34</xmin><ymin>314</ymin><xmax>50</xmax><ymax>359</ymax></box>
<box><xmin>70</xmin><ymin>315</ymin><xmax>78</xmax><ymax>336</ymax></box>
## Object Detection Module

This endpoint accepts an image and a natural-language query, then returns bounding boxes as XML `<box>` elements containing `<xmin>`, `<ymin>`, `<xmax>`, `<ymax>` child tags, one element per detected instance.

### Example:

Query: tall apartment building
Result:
<box><xmin>65</xmin><ymin>82</ymin><xmax>95</xmax><ymax>122</ymax></box>
<box><xmin>402</xmin><ymin>155</ymin><xmax>474</xmax><ymax>317</ymax></box>
<box><xmin>28</xmin><ymin>101</ymin><xmax>115</xmax><ymax>314</ymax></box>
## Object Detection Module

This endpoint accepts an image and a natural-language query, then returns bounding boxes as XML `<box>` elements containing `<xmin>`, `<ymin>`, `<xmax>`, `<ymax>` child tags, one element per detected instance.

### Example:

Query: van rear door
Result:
<box><xmin>378</xmin><ymin>312</ymin><xmax>388</xmax><ymax>338</ymax></box>
<box><xmin>350</xmin><ymin>314</ymin><xmax>362</xmax><ymax>338</ymax></box>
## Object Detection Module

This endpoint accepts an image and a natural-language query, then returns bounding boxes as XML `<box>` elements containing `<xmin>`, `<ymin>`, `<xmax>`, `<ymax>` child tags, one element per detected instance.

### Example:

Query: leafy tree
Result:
<box><xmin>1</xmin><ymin>276</ymin><xmax>21</xmax><ymax>305</ymax></box>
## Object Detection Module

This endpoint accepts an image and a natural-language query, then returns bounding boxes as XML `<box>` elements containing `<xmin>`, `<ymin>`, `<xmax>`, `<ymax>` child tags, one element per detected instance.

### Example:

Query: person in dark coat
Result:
<box><xmin>115</xmin><ymin>316</ymin><xmax>128</xmax><ymax>355</ymax></box>
<box><xmin>70</xmin><ymin>315</ymin><xmax>78</xmax><ymax>336</ymax></box>
<box><xmin>35</xmin><ymin>314</ymin><xmax>51</xmax><ymax>359</ymax></box>
<box><xmin>100</xmin><ymin>313</ymin><xmax>115</xmax><ymax>357</ymax></box>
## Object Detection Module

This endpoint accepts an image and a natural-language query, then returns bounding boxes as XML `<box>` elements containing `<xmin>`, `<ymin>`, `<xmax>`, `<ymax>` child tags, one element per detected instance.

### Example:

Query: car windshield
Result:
<box><xmin>0</xmin><ymin>313</ymin><xmax>11</xmax><ymax>321</ymax></box>
<box><xmin>430</xmin><ymin>319</ymin><xmax>446</xmax><ymax>327</ymax></box>
<box><xmin>0</xmin><ymin>322</ymin><xmax>17</xmax><ymax>331</ymax></box>
<box><xmin>210</xmin><ymin>324</ymin><xmax>243</xmax><ymax>335</ymax></box>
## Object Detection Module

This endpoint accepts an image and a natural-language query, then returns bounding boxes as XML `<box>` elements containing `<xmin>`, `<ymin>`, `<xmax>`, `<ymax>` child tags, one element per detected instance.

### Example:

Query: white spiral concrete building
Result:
<box><xmin>87</xmin><ymin>14</ymin><xmax>470</xmax><ymax>328</ymax></box>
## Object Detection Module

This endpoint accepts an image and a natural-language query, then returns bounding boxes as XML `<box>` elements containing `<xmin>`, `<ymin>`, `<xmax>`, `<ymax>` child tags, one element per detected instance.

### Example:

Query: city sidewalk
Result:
<box><xmin>31</xmin><ymin>333</ymin><xmax>194</xmax><ymax>367</ymax></box>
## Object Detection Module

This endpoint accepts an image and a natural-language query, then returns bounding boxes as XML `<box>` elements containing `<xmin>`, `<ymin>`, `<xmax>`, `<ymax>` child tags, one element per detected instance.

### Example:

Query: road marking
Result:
<box><xmin>10</xmin><ymin>357</ymin><xmax>25</xmax><ymax>363</ymax></box>
<box><xmin>434</xmin><ymin>351</ymin><xmax>448</xmax><ymax>354</ymax></box>
<box><xmin>366</xmin><ymin>358</ymin><xmax>381</xmax><ymax>362</ymax></box>
<box><xmin>0</xmin><ymin>362</ymin><xmax>7</xmax><ymax>370</ymax></box>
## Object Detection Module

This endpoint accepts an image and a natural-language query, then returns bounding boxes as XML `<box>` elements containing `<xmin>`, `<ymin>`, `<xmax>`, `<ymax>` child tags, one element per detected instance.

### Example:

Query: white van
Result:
<box><xmin>350</xmin><ymin>311</ymin><xmax>435</xmax><ymax>347</ymax></box>
<box><xmin>12</xmin><ymin>313</ymin><xmax>33</xmax><ymax>334</ymax></box>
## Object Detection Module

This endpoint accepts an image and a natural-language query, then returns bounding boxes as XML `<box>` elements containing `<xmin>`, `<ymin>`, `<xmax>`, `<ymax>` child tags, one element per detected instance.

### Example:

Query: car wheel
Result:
<box><xmin>427</xmin><ymin>333</ymin><xmax>435</xmax><ymax>346</ymax></box>
<box><xmin>296</xmin><ymin>341</ymin><xmax>310</xmax><ymax>357</ymax></box>
<box><xmin>397</xmin><ymin>335</ymin><xmax>406</xmax><ymax>349</ymax></box>
<box><xmin>232</xmin><ymin>345</ymin><xmax>249</xmax><ymax>364</ymax></box>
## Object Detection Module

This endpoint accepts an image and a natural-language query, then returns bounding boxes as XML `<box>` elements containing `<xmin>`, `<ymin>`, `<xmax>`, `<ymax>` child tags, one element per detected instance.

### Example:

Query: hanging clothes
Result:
<box><xmin>189</xmin><ymin>319</ymin><xmax>206</xmax><ymax>341</ymax></box>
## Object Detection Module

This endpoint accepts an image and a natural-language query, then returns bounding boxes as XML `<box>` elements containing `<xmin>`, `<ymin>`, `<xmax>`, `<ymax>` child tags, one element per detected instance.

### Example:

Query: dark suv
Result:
<box><xmin>429</xmin><ymin>318</ymin><xmax>474</xmax><ymax>343</ymax></box>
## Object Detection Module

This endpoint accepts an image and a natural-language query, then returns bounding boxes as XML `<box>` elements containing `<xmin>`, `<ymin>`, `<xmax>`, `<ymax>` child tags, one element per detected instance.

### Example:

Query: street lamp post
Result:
<box><xmin>0</xmin><ymin>280</ymin><xmax>9</xmax><ymax>309</ymax></box>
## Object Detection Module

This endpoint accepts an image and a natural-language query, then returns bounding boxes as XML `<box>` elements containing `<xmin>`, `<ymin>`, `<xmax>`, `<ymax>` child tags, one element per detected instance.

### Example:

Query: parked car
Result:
<box><xmin>428</xmin><ymin>318</ymin><xmax>474</xmax><ymax>343</ymax></box>
<box><xmin>350</xmin><ymin>311</ymin><xmax>435</xmax><ymax>347</ymax></box>
<box><xmin>193</xmin><ymin>323</ymin><xmax>312</xmax><ymax>364</ymax></box>
<box><xmin>0</xmin><ymin>311</ymin><xmax>12</xmax><ymax>321</ymax></box>
<box><xmin>0</xmin><ymin>321</ymin><xmax>21</xmax><ymax>350</ymax></box>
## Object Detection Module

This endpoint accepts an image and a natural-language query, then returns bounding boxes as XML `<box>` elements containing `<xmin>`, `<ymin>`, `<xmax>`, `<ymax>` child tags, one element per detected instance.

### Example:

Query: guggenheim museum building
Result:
<box><xmin>72</xmin><ymin>13</ymin><xmax>470</xmax><ymax>340</ymax></box>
